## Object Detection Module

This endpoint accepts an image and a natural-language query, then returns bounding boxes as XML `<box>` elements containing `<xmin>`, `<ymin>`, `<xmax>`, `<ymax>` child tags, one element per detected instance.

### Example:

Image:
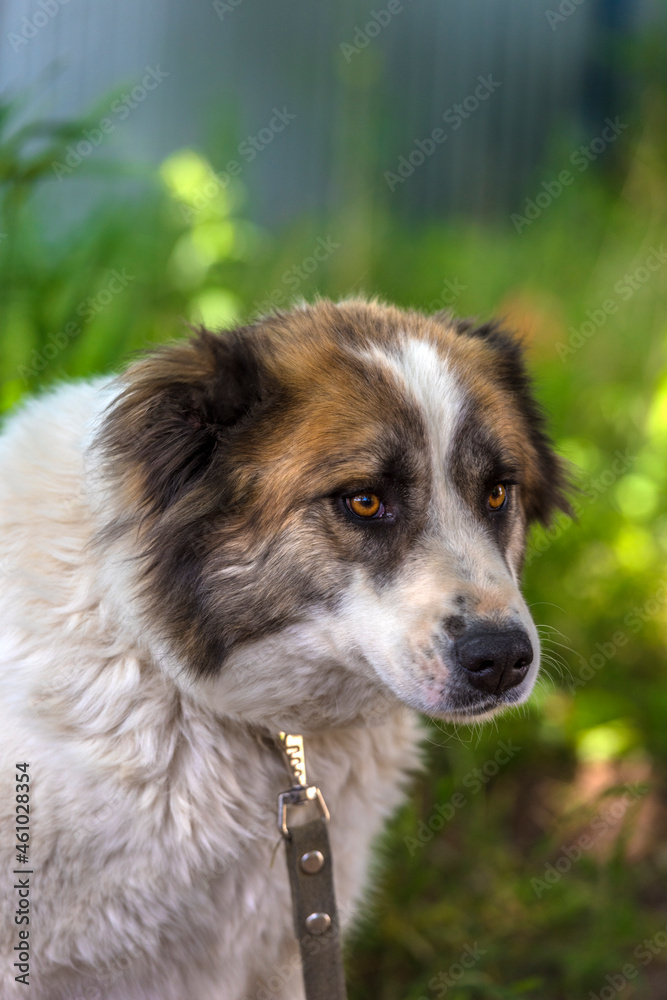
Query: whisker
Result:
<box><xmin>536</xmin><ymin>625</ymin><xmax>570</xmax><ymax>641</ymax></box>
<box><xmin>528</xmin><ymin>601</ymin><xmax>567</xmax><ymax>614</ymax></box>
<box><xmin>541</xmin><ymin>653</ymin><xmax>572</xmax><ymax>675</ymax></box>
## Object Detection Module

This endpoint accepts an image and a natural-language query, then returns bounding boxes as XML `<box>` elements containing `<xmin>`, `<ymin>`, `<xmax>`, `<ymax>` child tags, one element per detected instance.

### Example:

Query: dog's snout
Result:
<box><xmin>455</xmin><ymin>628</ymin><xmax>533</xmax><ymax>694</ymax></box>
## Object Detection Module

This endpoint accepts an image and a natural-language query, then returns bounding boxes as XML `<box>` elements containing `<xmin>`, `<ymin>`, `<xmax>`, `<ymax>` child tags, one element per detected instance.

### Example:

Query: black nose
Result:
<box><xmin>455</xmin><ymin>628</ymin><xmax>533</xmax><ymax>694</ymax></box>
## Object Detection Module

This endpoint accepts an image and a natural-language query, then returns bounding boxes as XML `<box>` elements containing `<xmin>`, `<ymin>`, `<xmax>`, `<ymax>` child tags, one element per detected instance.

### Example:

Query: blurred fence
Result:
<box><xmin>0</xmin><ymin>0</ymin><xmax>659</xmax><ymax>226</ymax></box>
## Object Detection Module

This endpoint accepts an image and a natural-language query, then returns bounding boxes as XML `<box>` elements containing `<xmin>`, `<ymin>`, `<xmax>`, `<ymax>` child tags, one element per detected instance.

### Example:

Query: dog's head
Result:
<box><xmin>97</xmin><ymin>299</ymin><xmax>569</xmax><ymax>730</ymax></box>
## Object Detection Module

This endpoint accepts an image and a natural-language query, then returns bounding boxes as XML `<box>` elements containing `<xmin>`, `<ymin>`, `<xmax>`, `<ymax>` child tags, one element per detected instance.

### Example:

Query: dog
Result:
<box><xmin>0</xmin><ymin>299</ymin><xmax>568</xmax><ymax>999</ymax></box>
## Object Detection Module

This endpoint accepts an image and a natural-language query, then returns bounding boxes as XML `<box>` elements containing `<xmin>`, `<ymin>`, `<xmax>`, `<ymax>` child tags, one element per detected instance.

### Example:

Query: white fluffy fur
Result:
<box><xmin>0</xmin><ymin>381</ymin><xmax>422</xmax><ymax>1000</ymax></box>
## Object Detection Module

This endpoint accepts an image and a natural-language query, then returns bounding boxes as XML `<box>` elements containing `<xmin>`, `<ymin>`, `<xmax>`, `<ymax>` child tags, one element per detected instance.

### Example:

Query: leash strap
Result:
<box><xmin>277</xmin><ymin>733</ymin><xmax>348</xmax><ymax>1000</ymax></box>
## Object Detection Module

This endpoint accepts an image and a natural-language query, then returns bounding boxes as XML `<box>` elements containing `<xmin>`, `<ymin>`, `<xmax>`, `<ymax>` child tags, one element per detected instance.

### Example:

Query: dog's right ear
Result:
<box><xmin>98</xmin><ymin>327</ymin><xmax>271</xmax><ymax>516</ymax></box>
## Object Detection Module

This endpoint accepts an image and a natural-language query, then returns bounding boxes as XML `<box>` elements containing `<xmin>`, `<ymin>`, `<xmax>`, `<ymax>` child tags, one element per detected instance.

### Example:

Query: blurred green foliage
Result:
<box><xmin>1</xmin><ymin>86</ymin><xmax>666</xmax><ymax>999</ymax></box>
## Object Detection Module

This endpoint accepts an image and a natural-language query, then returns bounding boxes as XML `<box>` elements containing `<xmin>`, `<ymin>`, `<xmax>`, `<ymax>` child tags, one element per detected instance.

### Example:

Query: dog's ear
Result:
<box><xmin>451</xmin><ymin>317</ymin><xmax>573</xmax><ymax>526</ymax></box>
<box><xmin>99</xmin><ymin>327</ymin><xmax>270</xmax><ymax>516</ymax></box>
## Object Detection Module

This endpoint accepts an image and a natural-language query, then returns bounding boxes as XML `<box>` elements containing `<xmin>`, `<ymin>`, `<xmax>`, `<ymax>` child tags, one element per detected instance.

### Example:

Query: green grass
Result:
<box><xmin>2</xmin><ymin>92</ymin><xmax>667</xmax><ymax>999</ymax></box>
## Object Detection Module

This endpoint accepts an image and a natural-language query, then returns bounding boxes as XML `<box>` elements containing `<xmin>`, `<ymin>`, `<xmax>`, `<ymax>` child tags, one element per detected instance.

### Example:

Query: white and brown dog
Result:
<box><xmin>0</xmin><ymin>299</ymin><xmax>568</xmax><ymax>999</ymax></box>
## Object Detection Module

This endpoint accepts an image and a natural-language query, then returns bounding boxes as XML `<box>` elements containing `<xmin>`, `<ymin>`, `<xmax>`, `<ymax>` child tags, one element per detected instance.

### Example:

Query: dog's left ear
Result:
<box><xmin>450</xmin><ymin>316</ymin><xmax>573</xmax><ymax>526</ymax></box>
<box><xmin>99</xmin><ymin>326</ymin><xmax>271</xmax><ymax>516</ymax></box>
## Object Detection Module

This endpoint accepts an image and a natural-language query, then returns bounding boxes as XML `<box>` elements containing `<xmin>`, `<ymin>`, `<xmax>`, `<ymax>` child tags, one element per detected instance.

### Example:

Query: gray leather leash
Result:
<box><xmin>277</xmin><ymin>732</ymin><xmax>348</xmax><ymax>1000</ymax></box>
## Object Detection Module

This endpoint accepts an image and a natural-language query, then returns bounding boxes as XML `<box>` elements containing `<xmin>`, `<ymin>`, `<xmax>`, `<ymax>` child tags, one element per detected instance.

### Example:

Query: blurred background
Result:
<box><xmin>1</xmin><ymin>0</ymin><xmax>667</xmax><ymax>996</ymax></box>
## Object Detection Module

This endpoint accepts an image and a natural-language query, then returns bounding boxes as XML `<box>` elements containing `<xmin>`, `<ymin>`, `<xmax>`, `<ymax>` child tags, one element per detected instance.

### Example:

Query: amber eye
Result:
<box><xmin>346</xmin><ymin>492</ymin><xmax>383</xmax><ymax>518</ymax></box>
<box><xmin>488</xmin><ymin>484</ymin><xmax>507</xmax><ymax>510</ymax></box>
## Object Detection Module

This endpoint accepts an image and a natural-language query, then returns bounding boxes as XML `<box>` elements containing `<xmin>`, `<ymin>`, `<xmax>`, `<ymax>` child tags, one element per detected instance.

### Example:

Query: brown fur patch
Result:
<box><xmin>428</xmin><ymin>314</ymin><xmax>570</xmax><ymax>524</ymax></box>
